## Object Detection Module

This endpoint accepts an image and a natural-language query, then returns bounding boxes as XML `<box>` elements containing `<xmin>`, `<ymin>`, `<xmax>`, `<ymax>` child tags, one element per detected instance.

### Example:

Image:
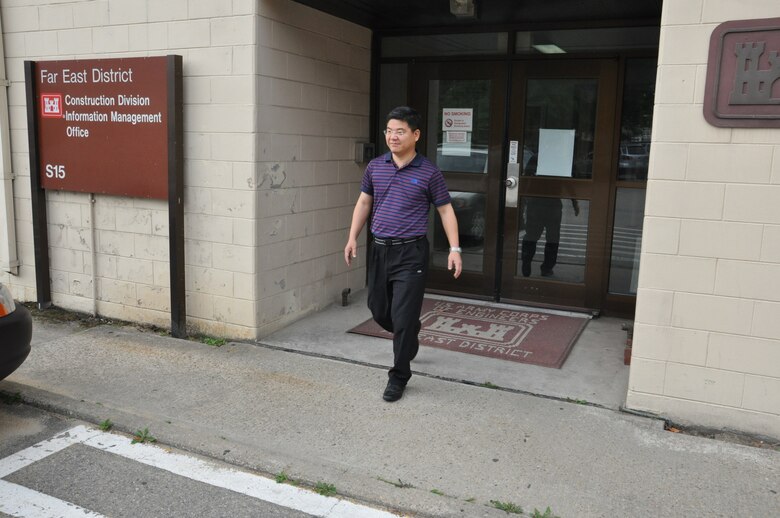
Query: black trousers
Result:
<box><xmin>521</xmin><ymin>198</ymin><xmax>562</xmax><ymax>275</ymax></box>
<box><xmin>367</xmin><ymin>237</ymin><xmax>429</xmax><ymax>386</ymax></box>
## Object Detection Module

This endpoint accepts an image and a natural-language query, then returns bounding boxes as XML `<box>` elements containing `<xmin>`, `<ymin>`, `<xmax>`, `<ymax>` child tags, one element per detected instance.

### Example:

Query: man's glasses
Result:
<box><xmin>383</xmin><ymin>129</ymin><xmax>408</xmax><ymax>137</ymax></box>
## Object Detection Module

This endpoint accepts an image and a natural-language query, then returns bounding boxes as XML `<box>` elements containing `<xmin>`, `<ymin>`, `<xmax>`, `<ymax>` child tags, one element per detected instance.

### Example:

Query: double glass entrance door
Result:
<box><xmin>412</xmin><ymin>59</ymin><xmax>619</xmax><ymax>310</ymax></box>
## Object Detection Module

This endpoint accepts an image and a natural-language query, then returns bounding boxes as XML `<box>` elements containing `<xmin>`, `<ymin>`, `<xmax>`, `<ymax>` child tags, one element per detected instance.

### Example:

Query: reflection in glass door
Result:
<box><xmin>522</xmin><ymin>78</ymin><xmax>598</xmax><ymax>180</ymax></box>
<box><xmin>411</xmin><ymin>62</ymin><xmax>507</xmax><ymax>297</ymax></box>
<box><xmin>516</xmin><ymin>77</ymin><xmax>597</xmax><ymax>284</ymax></box>
<box><xmin>375</xmin><ymin>25</ymin><xmax>658</xmax><ymax>314</ymax></box>
<box><xmin>404</xmin><ymin>58</ymin><xmax>642</xmax><ymax>311</ymax></box>
<box><xmin>428</xmin><ymin>79</ymin><xmax>490</xmax><ymax>275</ymax></box>
<box><xmin>604</xmin><ymin>58</ymin><xmax>655</xmax><ymax>314</ymax></box>
<box><xmin>502</xmin><ymin>60</ymin><xmax>618</xmax><ymax>309</ymax></box>
<box><xmin>519</xmin><ymin>196</ymin><xmax>589</xmax><ymax>283</ymax></box>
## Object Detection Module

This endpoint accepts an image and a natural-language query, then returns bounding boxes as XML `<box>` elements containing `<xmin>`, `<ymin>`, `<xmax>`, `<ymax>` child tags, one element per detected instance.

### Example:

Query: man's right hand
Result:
<box><xmin>344</xmin><ymin>239</ymin><xmax>358</xmax><ymax>266</ymax></box>
<box><xmin>345</xmin><ymin>193</ymin><xmax>372</xmax><ymax>267</ymax></box>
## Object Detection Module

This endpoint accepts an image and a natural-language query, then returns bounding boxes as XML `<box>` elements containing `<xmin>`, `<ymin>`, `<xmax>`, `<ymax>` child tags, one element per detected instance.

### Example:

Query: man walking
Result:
<box><xmin>345</xmin><ymin>106</ymin><xmax>462</xmax><ymax>402</ymax></box>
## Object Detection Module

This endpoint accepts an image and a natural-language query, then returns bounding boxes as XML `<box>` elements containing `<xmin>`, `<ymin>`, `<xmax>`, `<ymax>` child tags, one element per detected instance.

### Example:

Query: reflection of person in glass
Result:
<box><xmin>521</xmin><ymin>197</ymin><xmax>579</xmax><ymax>277</ymax></box>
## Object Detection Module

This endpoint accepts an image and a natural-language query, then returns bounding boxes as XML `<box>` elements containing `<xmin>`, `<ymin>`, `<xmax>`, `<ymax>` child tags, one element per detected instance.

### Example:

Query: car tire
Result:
<box><xmin>0</xmin><ymin>304</ymin><xmax>32</xmax><ymax>380</ymax></box>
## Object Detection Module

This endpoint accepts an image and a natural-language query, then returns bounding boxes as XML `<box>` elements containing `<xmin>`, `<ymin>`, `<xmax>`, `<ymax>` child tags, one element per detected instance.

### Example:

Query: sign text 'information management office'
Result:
<box><xmin>34</xmin><ymin>57</ymin><xmax>171</xmax><ymax>199</ymax></box>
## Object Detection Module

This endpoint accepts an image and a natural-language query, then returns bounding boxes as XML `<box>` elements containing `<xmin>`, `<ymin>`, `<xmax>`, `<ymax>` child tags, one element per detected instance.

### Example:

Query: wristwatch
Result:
<box><xmin>449</xmin><ymin>246</ymin><xmax>462</xmax><ymax>253</ymax></box>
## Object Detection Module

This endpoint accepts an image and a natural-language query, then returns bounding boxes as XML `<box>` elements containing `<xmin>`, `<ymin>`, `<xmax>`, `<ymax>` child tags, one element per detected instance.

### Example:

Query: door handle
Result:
<box><xmin>505</xmin><ymin>163</ymin><xmax>520</xmax><ymax>208</ymax></box>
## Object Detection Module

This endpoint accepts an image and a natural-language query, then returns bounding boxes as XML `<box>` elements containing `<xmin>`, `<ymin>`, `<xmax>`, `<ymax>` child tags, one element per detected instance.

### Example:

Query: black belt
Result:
<box><xmin>373</xmin><ymin>235</ymin><xmax>424</xmax><ymax>246</ymax></box>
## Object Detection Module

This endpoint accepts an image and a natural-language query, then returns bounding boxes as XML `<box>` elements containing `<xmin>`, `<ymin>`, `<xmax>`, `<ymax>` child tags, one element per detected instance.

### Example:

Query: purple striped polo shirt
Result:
<box><xmin>361</xmin><ymin>152</ymin><xmax>452</xmax><ymax>238</ymax></box>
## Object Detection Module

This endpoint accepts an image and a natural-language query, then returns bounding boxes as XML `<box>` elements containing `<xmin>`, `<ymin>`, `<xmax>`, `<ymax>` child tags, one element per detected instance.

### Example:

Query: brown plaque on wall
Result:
<box><xmin>33</xmin><ymin>57</ymin><xmax>170</xmax><ymax>198</ymax></box>
<box><xmin>704</xmin><ymin>17</ymin><xmax>780</xmax><ymax>128</ymax></box>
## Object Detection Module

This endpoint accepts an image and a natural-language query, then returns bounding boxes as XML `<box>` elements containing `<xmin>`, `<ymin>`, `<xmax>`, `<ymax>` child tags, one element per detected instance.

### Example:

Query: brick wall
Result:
<box><xmin>627</xmin><ymin>0</ymin><xmax>780</xmax><ymax>437</ymax></box>
<box><xmin>1</xmin><ymin>0</ymin><xmax>371</xmax><ymax>339</ymax></box>
<box><xmin>253</xmin><ymin>0</ymin><xmax>370</xmax><ymax>335</ymax></box>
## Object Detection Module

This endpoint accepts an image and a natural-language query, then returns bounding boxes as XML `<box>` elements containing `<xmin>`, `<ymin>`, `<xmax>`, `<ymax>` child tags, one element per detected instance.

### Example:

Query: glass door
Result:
<box><xmin>410</xmin><ymin>62</ymin><xmax>507</xmax><ymax>297</ymax></box>
<box><xmin>501</xmin><ymin>60</ymin><xmax>618</xmax><ymax>309</ymax></box>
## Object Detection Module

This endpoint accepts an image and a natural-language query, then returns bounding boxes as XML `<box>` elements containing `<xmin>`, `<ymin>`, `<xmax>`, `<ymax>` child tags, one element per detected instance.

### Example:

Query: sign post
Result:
<box><xmin>25</xmin><ymin>56</ymin><xmax>185</xmax><ymax>336</ymax></box>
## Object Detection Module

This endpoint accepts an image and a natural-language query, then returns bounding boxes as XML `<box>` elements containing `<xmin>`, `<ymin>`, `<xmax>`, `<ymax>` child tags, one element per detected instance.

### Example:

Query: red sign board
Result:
<box><xmin>704</xmin><ymin>18</ymin><xmax>780</xmax><ymax>128</ymax></box>
<box><xmin>33</xmin><ymin>57</ymin><xmax>170</xmax><ymax>199</ymax></box>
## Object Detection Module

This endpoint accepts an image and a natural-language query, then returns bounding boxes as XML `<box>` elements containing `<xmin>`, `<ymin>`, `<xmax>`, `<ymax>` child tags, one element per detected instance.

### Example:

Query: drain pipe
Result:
<box><xmin>0</xmin><ymin>11</ymin><xmax>19</xmax><ymax>275</ymax></box>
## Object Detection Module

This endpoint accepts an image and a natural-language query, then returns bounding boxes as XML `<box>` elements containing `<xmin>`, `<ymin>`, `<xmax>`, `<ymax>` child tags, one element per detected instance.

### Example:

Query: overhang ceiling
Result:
<box><xmin>290</xmin><ymin>0</ymin><xmax>663</xmax><ymax>32</ymax></box>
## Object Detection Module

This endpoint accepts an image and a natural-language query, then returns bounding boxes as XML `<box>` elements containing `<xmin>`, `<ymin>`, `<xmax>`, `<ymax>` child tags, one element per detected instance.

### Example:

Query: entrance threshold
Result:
<box><xmin>259</xmin><ymin>290</ymin><xmax>631</xmax><ymax>409</ymax></box>
<box><xmin>426</xmin><ymin>291</ymin><xmax>595</xmax><ymax>319</ymax></box>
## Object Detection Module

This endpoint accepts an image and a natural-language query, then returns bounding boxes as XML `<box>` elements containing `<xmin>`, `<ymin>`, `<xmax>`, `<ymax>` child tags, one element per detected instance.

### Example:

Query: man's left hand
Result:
<box><xmin>448</xmin><ymin>252</ymin><xmax>463</xmax><ymax>279</ymax></box>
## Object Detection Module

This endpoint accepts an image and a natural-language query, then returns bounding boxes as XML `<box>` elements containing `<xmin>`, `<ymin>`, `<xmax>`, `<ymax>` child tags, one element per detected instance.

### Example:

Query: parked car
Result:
<box><xmin>618</xmin><ymin>142</ymin><xmax>650</xmax><ymax>171</ymax></box>
<box><xmin>0</xmin><ymin>282</ymin><xmax>32</xmax><ymax>381</ymax></box>
<box><xmin>435</xmin><ymin>144</ymin><xmax>489</xmax><ymax>174</ymax></box>
<box><xmin>431</xmin><ymin>190</ymin><xmax>486</xmax><ymax>251</ymax></box>
<box><xmin>450</xmin><ymin>191</ymin><xmax>486</xmax><ymax>246</ymax></box>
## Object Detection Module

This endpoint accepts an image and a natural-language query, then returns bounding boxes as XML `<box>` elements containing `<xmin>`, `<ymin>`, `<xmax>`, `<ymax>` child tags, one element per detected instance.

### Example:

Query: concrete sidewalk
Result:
<box><xmin>1</xmin><ymin>313</ymin><xmax>778</xmax><ymax>517</ymax></box>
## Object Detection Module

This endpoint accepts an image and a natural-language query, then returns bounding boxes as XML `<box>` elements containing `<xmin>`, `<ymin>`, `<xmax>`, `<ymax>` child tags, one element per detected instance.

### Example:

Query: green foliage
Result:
<box><xmin>275</xmin><ymin>471</ymin><xmax>290</xmax><ymax>484</ymax></box>
<box><xmin>188</xmin><ymin>334</ymin><xmax>226</xmax><ymax>347</ymax></box>
<box><xmin>131</xmin><ymin>427</ymin><xmax>156</xmax><ymax>444</ymax></box>
<box><xmin>314</xmin><ymin>482</ymin><xmax>337</xmax><ymax>497</ymax></box>
<box><xmin>531</xmin><ymin>506</ymin><xmax>560</xmax><ymax>518</ymax></box>
<box><xmin>201</xmin><ymin>336</ymin><xmax>226</xmax><ymax>347</ymax></box>
<box><xmin>490</xmin><ymin>500</ymin><xmax>523</xmax><ymax>514</ymax></box>
<box><xmin>430</xmin><ymin>488</ymin><xmax>445</xmax><ymax>496</ymax></box>
<box><xmin>99</xmin><ymin>419</ymin><xmax>113</xmax><ymax>431</ymax></box>
<box><xmin>0</xmin><ymin>391</ymin><xmax>22</xmax><ymax>405</ymax></box>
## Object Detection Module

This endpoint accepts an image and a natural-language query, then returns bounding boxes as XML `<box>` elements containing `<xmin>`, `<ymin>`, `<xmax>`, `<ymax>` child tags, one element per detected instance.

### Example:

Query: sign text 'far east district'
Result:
<box><xmin>31</xmin><ymin>56</ymin><xmax>175</xmax><ymax>199</ymax></box>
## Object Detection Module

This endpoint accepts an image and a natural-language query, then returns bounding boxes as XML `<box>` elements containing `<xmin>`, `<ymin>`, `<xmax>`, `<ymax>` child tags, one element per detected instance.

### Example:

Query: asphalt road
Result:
<box><xmin>0</xmin><ymin>403</ymin><xmax>392</xmax><ymax>518</ymax></box>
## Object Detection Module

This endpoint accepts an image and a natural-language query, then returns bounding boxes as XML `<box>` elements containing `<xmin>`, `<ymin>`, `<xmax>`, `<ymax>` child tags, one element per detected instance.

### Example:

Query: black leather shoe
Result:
<box><xmin>383</xmin><ymin>382</ymin><xmax>405</xmax><ymax>402</ymax></box>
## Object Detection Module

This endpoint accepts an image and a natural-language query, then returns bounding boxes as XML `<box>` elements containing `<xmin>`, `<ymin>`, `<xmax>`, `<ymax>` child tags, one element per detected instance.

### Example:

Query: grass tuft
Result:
<box><xmin>314</xmin><ymin>481</ymin><xmax>337</xmax><ymax>497</ymax></box>
<box><xmin>490</xmin><ymin>500</ymin><xmax>523</xmax><ymax>514</ymax></box>
<box><xmin>531</xmin><ymin>506</ymin><xmax>560</xmax><ymax>518</ymax></box>
<box><xmin>0</xmin><ymin>391</ymin><xmax>22</xmax><ymax>405</ymax></box>
<box><xmin>131</xmin><ymin>427</ymin><xmax>156</xmax><ymax>444</ymax></box>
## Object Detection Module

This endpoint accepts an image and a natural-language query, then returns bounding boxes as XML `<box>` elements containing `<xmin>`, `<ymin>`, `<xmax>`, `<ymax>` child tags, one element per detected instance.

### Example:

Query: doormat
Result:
<box><xmin>348</xmin><ymin>298</ymin><xmax>589</xmax><ymax>369</ymax></box>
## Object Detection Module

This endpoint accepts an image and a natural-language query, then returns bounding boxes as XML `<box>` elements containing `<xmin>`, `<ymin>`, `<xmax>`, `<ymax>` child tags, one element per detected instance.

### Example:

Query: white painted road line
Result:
<box><xmin>0</xmin><ymin>425</ymin><xmax>100</xmax><ymax>478</ymax></box>
<box><xmin>0</xmin><ymin>479</ymin><xmax>107</xmax><ymax>518</ymax></box>
<box><xmin>0</xmin><ymin>425</ymin><xmax>401</xmax><ymax>518</ymax></box>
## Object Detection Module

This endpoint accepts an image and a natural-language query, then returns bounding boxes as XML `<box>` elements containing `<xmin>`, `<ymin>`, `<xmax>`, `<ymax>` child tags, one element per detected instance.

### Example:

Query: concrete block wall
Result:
<box><xmin>1</xmin><ymin>0</ymin><xmax>371</xmax><ymax>340</ymax></box>
<box><xmin>1</xmin><ymin>0</ymin><xmax>262</xmax><ymax>337</ymax></box>
<box><xmin>253</xmin><ymin>0</ymin><xmax>370</xmax><ymax>335</ymax></box>
<box><xmin>627</xmin><ymin>0</ymin><xmax>780</xmax><ymax>437</ymax></box>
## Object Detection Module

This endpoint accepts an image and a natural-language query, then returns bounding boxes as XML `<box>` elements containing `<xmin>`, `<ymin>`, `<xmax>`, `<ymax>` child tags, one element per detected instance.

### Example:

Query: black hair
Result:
<box><xmin>386</xmin><ymin>106</ymin><xmax>421</xmax><ymax>132</ymax></box>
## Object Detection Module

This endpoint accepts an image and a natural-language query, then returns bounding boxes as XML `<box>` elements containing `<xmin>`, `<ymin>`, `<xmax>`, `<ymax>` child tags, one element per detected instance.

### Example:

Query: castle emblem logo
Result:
<box><xmin>419</xmin><ymin>301</ymin><xmax>546</xmax><ymax>359</ymax></box>
<box><xmin>704</xmin><ymin>17</ymin><xmax>780</xmax><ymax>127</ymax></box>
<box><xmin>729</xmin><ymin>42</ymin><xmax>780</xmax><ymax>105</ymax></box>
<box><xmin>41</xmin><ymin>94</ymin><xmax>63</xmax><ymax>118</ymax></box>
